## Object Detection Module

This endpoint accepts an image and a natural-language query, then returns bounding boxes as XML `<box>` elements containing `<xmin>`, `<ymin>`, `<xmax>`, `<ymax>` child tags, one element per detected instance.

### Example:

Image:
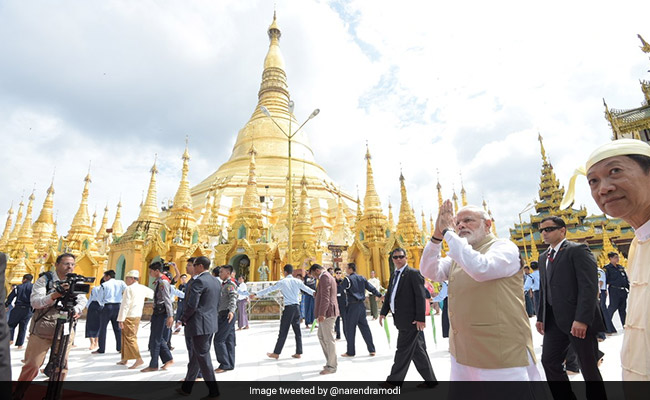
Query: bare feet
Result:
<box><xmin>17</xmin><ymin>345</ymin><xmax>24</xmax><ymax>350</ymax></box>
<box><xmin>162</xmin><ymin>360</ymin><xmax>175</xmax><ymax>370</ymax></box>
<box><xmin>129</xmin><ymin>359</ymin><xmax>144</xmax><ymax>369</ymax></box>
<box><xmin>320</xmin><ymin>369</ymin><xmax>335</xmax><ymax>375</ymax></box>
<box><xmin>141</xmin><ymin>367</ymin><xmax>158</xmax><ymax>372</ymax></box>
<box><xmin>116</xmin><ymin>360</ymin><xmax>128</xmax><ymax>365</ymax></box>
<box><xmin>341</xmin><ymin>353</ymin><xmax>354</xmax><ymax>357</ymax></box>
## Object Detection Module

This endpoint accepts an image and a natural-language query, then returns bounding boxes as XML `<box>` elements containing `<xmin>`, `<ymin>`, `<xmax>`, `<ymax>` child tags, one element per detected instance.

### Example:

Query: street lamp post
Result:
<box><xmin>518</xmin><ymin>203</ymin><xmax>535</xmax><ymax>265</ymax></box>
<box><xmin>260</xmin><ymin>102</ymin><xmax>319</xmax><ymax>265</ymax></box>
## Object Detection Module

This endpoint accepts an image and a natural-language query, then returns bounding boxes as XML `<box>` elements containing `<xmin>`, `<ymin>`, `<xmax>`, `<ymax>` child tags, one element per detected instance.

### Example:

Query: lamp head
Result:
<box><xmin>309</xmin><ymin>109</ymin><xmax>320</xmax><ymax>119</ymax></box>
<box><xmin>288</xmin><ymin>100</ymin><xmax>295</xmax><ymax>113</ymax></box>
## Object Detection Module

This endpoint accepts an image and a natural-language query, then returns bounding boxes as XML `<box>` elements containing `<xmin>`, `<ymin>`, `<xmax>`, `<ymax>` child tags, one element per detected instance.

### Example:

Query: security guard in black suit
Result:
<box><xmin>603</xmin><ymin>252</ymin><xmax>629</xmax><ymax>334</ymax></box>
<box><xmin>5</xmin><ymin>274</ymin><xmax>34</xmax><ymax>348</ymax></box>
<box><xmin>340</xmin><ymin>263</ymin><xmax>382</xmax><ymax>357</ymax></box>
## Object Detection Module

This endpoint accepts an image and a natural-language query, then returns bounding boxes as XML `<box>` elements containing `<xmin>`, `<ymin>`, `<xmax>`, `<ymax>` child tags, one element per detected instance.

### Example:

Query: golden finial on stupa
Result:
<box><xmin>0</xmin><ymin>202</ymin><xmax>14</xmax><ymax>248</ymax></box>
<box><xmin>111</xmin><ymin>199</ymin><xmax>124</xmax><ymax>237</ymax></box>
<box><xmin>138</xmin><ymin>157</ymin><xmax>161</xmax><ymax>222</ymax></box>
<box><xmin>33</xmin><ymin>178</ymin><xmax>56</xmax><ymax>245</ymax></box>
<box><xmin>387</xmin><ymin>200</ymin><xmax>396</xmax><ymax>233</ymax></box>
<box><xmin>452</xmin><ymin>187</ymin><xmax>459</xmax><ymax>214</ymax></box>
<box><xmin>9</xmin><ymin>198</ymin><xmax>25</xmax><ymax>242</ymax></box>
<box><xmin>96</xmin><ymin>205</ymin><xmax>109</xmax><ymax>240</ymax></box>
<box><xmin>363</xmin><ymin>142</ymin><xmax>383</xmax><ymax>214</ymax></box>
<box><xmin>460</xmin><ymin>172</ymin><xmax>468</xmax><ymax>207</ymax></box>
<box><xmin>396</xmin><ymin>171</ymin><xmax>419</xmax><ymax>245</ymax></box>
<box><xmin>172</xmin><ymin>139</ymin><xmax>193</xmax><ymax>211</ymax></box>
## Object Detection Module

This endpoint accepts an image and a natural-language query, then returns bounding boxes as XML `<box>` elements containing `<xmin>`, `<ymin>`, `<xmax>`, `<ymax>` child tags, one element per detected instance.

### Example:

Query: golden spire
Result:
<box><xmin>387</xmin><ymin>200</ymin><xmax>396</xmax><ymax>233</ymax></box>
<box><xmin>597</xmin><ymin>225</ymin><xmax>627</xmax><ymax>267</ymax></box>
<box><xmin>421</xmin><ymin>209</ymin><xmax>427</xmax><ymax>233</ymax></box>
<box><xmin>91</xmin><ymin>209</ymin><xmax>98</xmax><ymax>233</ymax></box>
<box><xmin>172</xmin><ymin>138</ymin><xmax>193</xmax><ymax>210</ymax></box>
<box><xmin>0</xmin><ymin>203</ymin><xmax>14</xmax><ymax>248</ymax></box>
<box><xmin>396</xmin><ymin>172</ymin><xmax>420</xmax><ymax>245</ymax></box>
<box><xmin>138</xmin><ymin>157</ymin><xmax>161</xmax><ymax>222</ymax></box>
<box><xmin>18</xmin><ymin>191</ymin><xmax>35</xmax><ymax>241</ymax></box>
<box><xmin>96</xmin><ymin>205</ymin><xmax>109</xmax><ymax>240</ymax></box>
<box><xmin>9</xmin><ymin>199</ymin><xmax>24</xmax><ymax>242</ymax></box>
<box><xmin>357</xmin><ymin>143</ymin><xmax>388</xmax><ymax>242</ymax></box>
<box><xmin>111</xmin><ymin>200</ymin><xmax>124</xmax><ymax>236</ymax></box>
<box><xmin>293</xmin><ymin>173</ymin><xmax>315</xmax><ymax>244</ymax></box>
<box><xmin>363</xmin><ymin>143</ymin><xmax>383</xmax><ymax>214</ymax></box>
<box><xmin>460</xmin><ymin>173</ymin><xmax>468</xmax><ymax>207</ymax></box>
<box><xmin>482</xmin><ymin>197</ymin><xmax>488</xmax><ymax>211</ymax></box>
<box><xmin>487</xmin><ymin>205</ymin><xmax>498</xmax><ymax>237</ymax></box>
<box><xmin>452</xmin><ymin>188</ymin><xmax>459</xmax><ymax>214</ymax></box>
<box><xmin>436</xmin><ymin>170</ymin><xmax>443</xmax><ymax>209</ymax></box>
<box><xmin>429</xmin><ymin>214</ymin><xmax>434</xmax><ymax>236</ymax></box>
<box><xmin>70</xmin><ymin>171</ymin><xmax>93</xmax><ymax>230</ymax></box>
<box><xmin>355</xmin><ymin>188</ymin><xmax>363</xmax><ymax>225</ymax></box>
<box><xmin>241</xmin><ymin>144</ymin><xmax>261</xmax><ymax>211</ymax></box>
<box><xmin>229</xmin><ymin>144</ymin><xmax>264</xmax><ymax>242</ymax></box>
<box><xmin>536</xmin><ymin>133</ymin><xmax>564</xmax><ymax>213</ymax></box>
<box><xmin>332</xmin><ymin>190</ymin><xmax>353</xmax><ymax>245</ymax></box>
<box><xmin>33</xmin><ymin>180</ymin><xmax>56</xmax><ymax>246</ymax></box>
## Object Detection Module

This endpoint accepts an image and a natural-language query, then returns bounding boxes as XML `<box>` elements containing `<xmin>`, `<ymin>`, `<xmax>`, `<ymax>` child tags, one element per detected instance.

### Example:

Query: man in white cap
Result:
<box><xmin>561</xmin><ymin>138</ymin><xmax>650</xmax><ymax>381</ymax></box>
<box><xmin>116</xmin><ymin>269</ymin><xmax>154</xmax><ymax>370</ymax></box>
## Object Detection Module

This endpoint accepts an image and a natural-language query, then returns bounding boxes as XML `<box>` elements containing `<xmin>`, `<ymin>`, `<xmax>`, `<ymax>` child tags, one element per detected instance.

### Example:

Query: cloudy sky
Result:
<box><xmin>1</xmin><ymin>0</ymin><xmax>649</xmax><ymax>239</ymax></box>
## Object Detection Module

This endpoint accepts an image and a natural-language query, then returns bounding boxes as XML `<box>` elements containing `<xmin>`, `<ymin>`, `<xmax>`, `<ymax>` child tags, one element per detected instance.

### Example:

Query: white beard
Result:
<box><xmin>458</xmin><ymin>223</ymin><xmax>488</xmax><ymax>246</ymax></box>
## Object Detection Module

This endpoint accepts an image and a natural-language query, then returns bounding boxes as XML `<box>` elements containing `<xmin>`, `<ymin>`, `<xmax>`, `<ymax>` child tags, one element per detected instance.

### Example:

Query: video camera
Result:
<box><xmin>53</xmin><ymin>273</ymin><xmax>95</xmax><ymax>311</ymax></box>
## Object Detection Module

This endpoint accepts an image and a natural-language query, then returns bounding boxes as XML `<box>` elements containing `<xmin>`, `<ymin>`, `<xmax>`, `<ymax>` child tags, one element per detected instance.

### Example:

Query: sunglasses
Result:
<box><xmin>392</xmin><ymin>255</ymin><xmax>406</xmax><ymax>259</ymax></box>
<box><xmin>539</xmin><ymin>226</ymin><xmax>562</xmax><ymax>233</ymax></box>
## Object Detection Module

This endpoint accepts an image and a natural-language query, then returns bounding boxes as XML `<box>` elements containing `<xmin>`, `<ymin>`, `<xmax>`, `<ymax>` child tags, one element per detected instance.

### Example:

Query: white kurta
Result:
<box><xmin>420</xmin><ymin>231</ymin><xmax>541</xmax><ymax>381</ymax></box>
<box><xmin>621</xmin><ymin>219</ymin><xmax>650</xmax><ymax>381</ymax></box>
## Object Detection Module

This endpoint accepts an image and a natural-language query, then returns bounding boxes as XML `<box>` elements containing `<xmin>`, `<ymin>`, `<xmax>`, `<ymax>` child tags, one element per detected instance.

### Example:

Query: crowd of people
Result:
<box><xmin>1</xmin><ymin>138</ymin><xmax>650</xmax><ymax>399</ymax></box>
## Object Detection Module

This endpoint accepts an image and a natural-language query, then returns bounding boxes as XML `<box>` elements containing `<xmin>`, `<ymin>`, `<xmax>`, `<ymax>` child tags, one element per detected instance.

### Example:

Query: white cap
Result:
<box><xmin>125</xmin><ymin>269</ymin><xmax>139</xmax><ymax>278</ymax></box>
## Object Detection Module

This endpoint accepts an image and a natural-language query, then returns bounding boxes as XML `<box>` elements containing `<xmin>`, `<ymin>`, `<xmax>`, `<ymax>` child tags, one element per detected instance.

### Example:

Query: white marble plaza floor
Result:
<box><xmin>9</xmin><ymin>312</ymin><xmax>626</xmax><ymax>383</ymax></box>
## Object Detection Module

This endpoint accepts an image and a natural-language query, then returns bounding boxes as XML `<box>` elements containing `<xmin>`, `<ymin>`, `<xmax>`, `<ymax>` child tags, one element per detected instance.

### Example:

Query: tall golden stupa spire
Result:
<box><xmin>91</xmin><ymin>210</ymin><xmax>97</xmax><ymax>234</ymax></box>
<box><xmin>96</xmin><ymin>205</ymin><xmax>109</xmax><ymax>241</ymax></box>
<box><xmin>229</xmin><ymin>144</ymin><xmax>265</xmax><ymax>242</ymax></box>
<box><xmin>16</xmin><ymin>191</ymin><xmax>36</xmax><ymax>253</ymax></box>
<box><xmin>166</xmin><ymin>142</ymin><xmax>198</xmax><ymax>245</ymax></box>
<box><xmin>452</xmin><ymin>188</ymin><xmax>459</xmax><ymax>214</ymax></box>
<box><xmin>396</xmin><ymin>172</ymin><xmax>420</xmax><ymax>245</ymax></box>
<box><xmin>331</xmin><ymin>190</ymin><xmax>353</xmax><ymax>245</ymax></box>
<box><xmin>190</xmin><ymin>11</ymin><xmax>352</xmax><ymax>225</ymax></box>
<box><xmin>292</xmin><ymin>174</ymin><xmax>316</xmax><ymax>248</ymax></box>
<box><xmin>436</xmin><ymin>170</ymin><xmax>443</xmax><ymax>209</ymax></box>
<box><xmin>33</xmin><ymin>180</ymin><xmax>56</xmax><ymax>247</ymax></box>
<box><xmin>0</xmin><ymin>203</ymin><xmax>14</xmax><ymax>248</ymax></box>
<box><xmin>460</xmin><ymin>173</ymin><xmax>468</xmax><ymax>207</ymax></box>
<box><xmin>172</xmin><ymin>138</ymin><xmax>193</xmax><ymax>210</ymax></box>
<box><xmin>138</xmin><ymin>157</ymin><xmax>161</xmax><ymax>223</ymax></box>
<box><xmin>528</xmin><ymin>229</ymin><xmax>539</xmax><ymax>262</ymax></box>
<box><xmin>69</xmin><ymin>171</ymin><xmax>93</xmax><ymax>234</ymax></box>
<box><xmin>9</xmin><ymin>199</ymin><xmax>24</xmax><ymax>242</ymax></box>
<box><xmin>111</xmin><ymin>200</ymin><xmax>124</xmax><ymax>237</ymax></box>
<box><xmin>358</xmin><ymin>144</ymin><xmax>388</xmax><ymax>242</ymax></box>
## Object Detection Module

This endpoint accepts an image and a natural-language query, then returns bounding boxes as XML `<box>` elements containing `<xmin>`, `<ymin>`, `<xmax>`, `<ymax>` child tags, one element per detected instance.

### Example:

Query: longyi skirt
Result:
<box><xmin>85</xmin><ymin>301</ymin><xmax>103</xmax><ymax>338</ymax></box>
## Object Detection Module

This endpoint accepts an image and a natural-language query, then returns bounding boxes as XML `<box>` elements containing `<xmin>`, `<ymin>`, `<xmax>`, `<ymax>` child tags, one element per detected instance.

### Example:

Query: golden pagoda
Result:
<box><xmin>348</xmin><ymin>145</ymin><xmax>392</xmax><ymax>283</ymax></box>
<box><xmin>603</xmin><ymin>34</ymin><xmax>650</xmax><ymax>143</ymax></box>
<box><xmin>62</xmin><ymin>172</ymin><xmax>106</xmax><ymax>284</ymax></box>
<box><xmin>111</xmin><ymin>200</ymin><xmax>124</xmax><ymax>237</ymax></box>
<box><xmin>32</xmin><ymin>181</ymin><xmax>57</xmax><ymax>258</ymax></box>
<box><xmin>395</xmin><ymin>172</ymin><xmax>423</xmax><ymax>269</ymax></box>
<box><xmin>0</xmin><ymin>203</ymin><xmax>14</xmax><ymax>250</ymax></box>
<box><xmin>107</xmin><ymin>159</ymin><xmax>166</xmax><ymax>283</ymax></box>
<box><xmin>510</xmin><ymin>135</ymin><xmax>634</xmax><ymax>260</ymax></box>
<box><xmin>188</xmin><ymin>13</ymin><xmax>355</xmax><ymax>278</ymax></box>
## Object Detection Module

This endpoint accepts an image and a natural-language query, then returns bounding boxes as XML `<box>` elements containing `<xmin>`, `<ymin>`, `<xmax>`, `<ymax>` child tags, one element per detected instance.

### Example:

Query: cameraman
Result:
<box><xmin>17</xmin><ymin>253</ymin><xmax>87</xmax><ymax>383</ymax></box>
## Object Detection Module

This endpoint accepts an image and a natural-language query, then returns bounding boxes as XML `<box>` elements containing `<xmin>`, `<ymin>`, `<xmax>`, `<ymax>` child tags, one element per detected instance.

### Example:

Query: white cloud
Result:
<box><xmin>1</xmin><ymin>0</ymin><xmax>649</xmax><ymax>240</ymax></box>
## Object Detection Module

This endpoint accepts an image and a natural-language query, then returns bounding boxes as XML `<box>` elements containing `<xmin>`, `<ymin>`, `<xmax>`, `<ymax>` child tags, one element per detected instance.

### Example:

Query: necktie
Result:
<box><xmin>548</xmin><ymin>249</ymin><xmax>555</xmax><ymax>263</ymax></box>
<box><xmin>393</xmin><ymin>270</ymin><xmax>401</xmax><ymax>289</ymax></box>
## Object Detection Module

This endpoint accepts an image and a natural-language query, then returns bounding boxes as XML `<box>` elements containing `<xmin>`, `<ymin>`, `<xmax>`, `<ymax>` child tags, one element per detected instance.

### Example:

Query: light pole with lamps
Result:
<box><xmin>259</xmin><ymin>101</ymin><xmax>320</xmax><ymax>265</ymax></box>
<box><xmin>518</xmin><ymin>203</ymin><xmax>535</xmax><ymax>265</ymax></box>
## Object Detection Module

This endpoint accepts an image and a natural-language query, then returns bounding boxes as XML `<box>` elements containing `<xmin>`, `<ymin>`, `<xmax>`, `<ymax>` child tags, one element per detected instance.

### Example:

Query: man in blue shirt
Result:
<box><xmin>340</xmin><ymin>263</ymin><xmax>383</xmax><ymax>357</ymax></box>
<box><xmin>523</xmin><ymin>266</ymin><xmax>535</xmax><ymax>317</ymax></box>
<box><xmin>5</xmin><ymin>274</ymin><xmax>34</xmax><ymax>349</ymax></box>
<box><xmin>530</xmin><ymin>262</ymin><xmax>540</xmax><ymax>316</ymax></box>
<box><xmin>252</xmin><ymin>264</ymin><xmax>315</xmax><ymax>360</ymax></box>
<box><xmin>93</xmin><ymin>270</ymin><xmax>127</xmax><ymax>354</ymax></box>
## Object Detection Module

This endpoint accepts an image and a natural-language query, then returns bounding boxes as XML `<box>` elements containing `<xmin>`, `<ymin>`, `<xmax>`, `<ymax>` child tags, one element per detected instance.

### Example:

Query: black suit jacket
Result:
<box><xmin>537</xmin><ymin>241</ymin><xmax>605</xmax><ymax>334</ymax></box>
<box><xmin>181</xmin><ymin>272</ymin><xmax>221</xmax><ymax>337</ymax></box>
<box><xmin>380</xmin><ymin>266</ymin><xmax>427</xmax><ymax>330</ymax></box>
<box><xmin>0</xmin><ymin>253</ymin><xmax>11</xmax><ymax>382</ymax></box>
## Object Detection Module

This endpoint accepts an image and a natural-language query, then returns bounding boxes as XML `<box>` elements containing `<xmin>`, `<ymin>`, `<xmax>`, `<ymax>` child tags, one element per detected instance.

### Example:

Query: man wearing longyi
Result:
<box><xmin>561</xmin><ymin>138</ymin><xmax>650</xmax><ymax>382</ymax></box>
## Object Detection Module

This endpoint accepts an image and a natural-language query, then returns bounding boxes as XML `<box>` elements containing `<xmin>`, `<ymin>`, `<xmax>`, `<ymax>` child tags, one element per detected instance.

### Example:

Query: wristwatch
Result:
<box><xmin>442</xmin><ymin>228</ymin><xmax>454</xmax><ymax>237</ymax></box>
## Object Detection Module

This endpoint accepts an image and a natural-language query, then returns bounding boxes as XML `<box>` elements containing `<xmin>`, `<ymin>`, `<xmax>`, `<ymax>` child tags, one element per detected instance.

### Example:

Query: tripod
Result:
<box><xmin>43</xmin><ymin>309</ymin><xmax>77</xmax><ymax>400</ymax></box>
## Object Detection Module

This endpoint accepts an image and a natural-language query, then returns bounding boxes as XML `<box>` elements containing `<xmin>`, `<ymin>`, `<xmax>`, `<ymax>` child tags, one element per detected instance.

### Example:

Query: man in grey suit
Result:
<box><xmin>177</xmin><ymin>256</ymin><xmax>221</xmax><ymax>399</ymax></box>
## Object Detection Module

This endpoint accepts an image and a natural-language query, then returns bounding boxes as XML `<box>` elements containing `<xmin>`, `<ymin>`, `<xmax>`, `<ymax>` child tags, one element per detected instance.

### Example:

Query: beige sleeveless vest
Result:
<box><xmin>448</xmin><ymin>233</ymin><xmax>536</xmax><ymax>369</ymax></box>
